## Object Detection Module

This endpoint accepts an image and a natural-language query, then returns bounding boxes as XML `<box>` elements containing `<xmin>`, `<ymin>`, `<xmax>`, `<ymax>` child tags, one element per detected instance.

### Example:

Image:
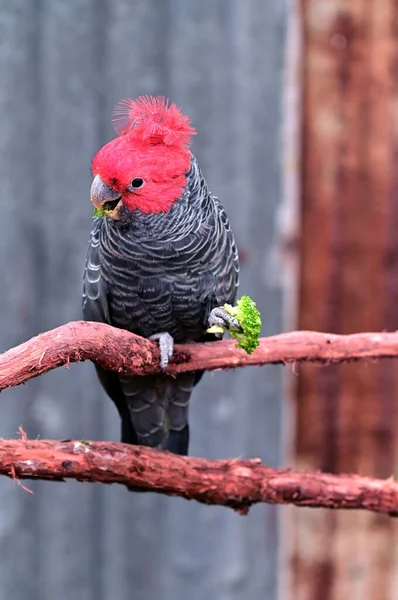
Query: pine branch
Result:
<box><xmin>1</xmin><ymin>321</ymin><xmax>398</xmax><ymax>391</ymax></box>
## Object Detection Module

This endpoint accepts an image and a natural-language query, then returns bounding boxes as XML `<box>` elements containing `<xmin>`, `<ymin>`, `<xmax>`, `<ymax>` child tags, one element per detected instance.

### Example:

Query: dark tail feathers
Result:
<box><xmin>118</xmin><ymin>372</ymin><xmax>197</xmax><ymax>456</ymax></box>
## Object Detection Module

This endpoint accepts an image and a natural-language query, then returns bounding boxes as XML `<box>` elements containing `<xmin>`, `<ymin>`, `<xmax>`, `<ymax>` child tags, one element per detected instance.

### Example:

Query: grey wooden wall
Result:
<box><xmin>0</xmin><ymin>1</ymin><xmax>287</xmax><ymax>599</ymax></box>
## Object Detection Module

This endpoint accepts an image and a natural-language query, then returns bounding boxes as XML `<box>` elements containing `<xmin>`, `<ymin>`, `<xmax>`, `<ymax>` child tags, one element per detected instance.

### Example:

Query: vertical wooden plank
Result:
<box><xmin>98</xmin><ymin>3</ymin><xmax>171</xmax><ymax>600</ymax></box>
<box><xmin>0</xmin><ymin>2</ymin><xmax>287</xmax><ymax>600</ymax></box>
<box><xmin>279</xmin><ymin>1</ymin><xmax>303</xmax><ymax>597</ymax></box>
<box><xmin>98</xmin><ymin>0</ymin><xmax>287</xmax><ymax>599</ymax></box>
<box><xmin>292</xmin><ymin>1</ymin><xmax>398</xmax><ymax>598</ymax></box>
<box><xmin>28</xmin><ymin>2</ymin><xmax>101</xmax><ymax>599</ymax></box>
<box><xmin>161</xmin><ymin>4</ymin><xmax>237</xmax><ymax>599</ymax></box>
<box><xmin>163</xmin><ymin>1</ymin><xmax>286</xmax><ymax>599</ymax></box>
<box><xmin>0</xmin><ymin>3</ymin><xmax>43</xmax><ymax>599</ymax></box>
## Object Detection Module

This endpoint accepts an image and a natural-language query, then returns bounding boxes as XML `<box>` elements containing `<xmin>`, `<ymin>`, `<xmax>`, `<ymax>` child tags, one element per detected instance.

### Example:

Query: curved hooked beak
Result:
<box><xmin>90</xmin><ymin>174</ymin><xmax>122</xmax><ymax>220</ymax></box>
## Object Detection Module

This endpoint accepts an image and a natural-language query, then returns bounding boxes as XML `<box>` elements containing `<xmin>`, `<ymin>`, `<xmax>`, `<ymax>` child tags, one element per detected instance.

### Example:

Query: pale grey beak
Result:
<box><xmin>90</xmin><ymin>174</ymin><xmax>121</xmax><ymax>209</ymax></box>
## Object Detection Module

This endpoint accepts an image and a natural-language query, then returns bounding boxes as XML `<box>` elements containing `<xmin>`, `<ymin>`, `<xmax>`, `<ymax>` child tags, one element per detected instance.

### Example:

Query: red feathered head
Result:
<box><xmin>91</xmin><ymin>96</ymin><xmax>196</xmax><ymax>216</ymax></box>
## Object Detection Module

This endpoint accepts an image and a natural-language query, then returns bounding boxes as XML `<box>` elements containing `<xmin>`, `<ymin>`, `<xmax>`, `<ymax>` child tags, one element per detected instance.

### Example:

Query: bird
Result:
<box><xmin>83</xmin><ymin>95</ymin><xmax>239</xmax><ymax>455</ymax></box>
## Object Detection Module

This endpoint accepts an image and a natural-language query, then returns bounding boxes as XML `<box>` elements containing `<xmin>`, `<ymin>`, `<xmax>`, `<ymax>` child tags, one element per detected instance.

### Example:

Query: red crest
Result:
<box><xmin>112</xmin><ymin>95</ymin><xmax>196</xmax><ymax>147</ymax></box>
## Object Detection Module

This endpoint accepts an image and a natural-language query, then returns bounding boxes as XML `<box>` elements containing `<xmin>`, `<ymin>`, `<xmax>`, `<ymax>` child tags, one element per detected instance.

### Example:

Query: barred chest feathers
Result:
<box><xmin>89</xmin><ymin>156</ymin><xmax>239</xmax><ymax>343</ymax></box>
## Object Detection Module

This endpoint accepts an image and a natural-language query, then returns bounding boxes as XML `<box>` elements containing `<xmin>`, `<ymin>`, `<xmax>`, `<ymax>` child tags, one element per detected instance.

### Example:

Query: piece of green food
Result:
<box><xmin>207</xmin><ymin>295</ymin><xmax>261</xmax><ymax>354</ymax></box>
<box><xmin>93</xmin><ymin>206</ymin><xmax>113</xmax><ymax>219</ymax></box>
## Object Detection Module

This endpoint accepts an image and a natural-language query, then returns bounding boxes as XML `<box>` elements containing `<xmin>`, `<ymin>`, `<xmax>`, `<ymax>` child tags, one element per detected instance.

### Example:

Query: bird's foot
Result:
<box><xmin>207</xmin><ymin>307</ymin><xmax>241</xmax><ymax>339</ymax></box>
<box><xmin>149</xmin><ymin>332</ymin><xmax>174</xmax><ymax>370</ymax></box>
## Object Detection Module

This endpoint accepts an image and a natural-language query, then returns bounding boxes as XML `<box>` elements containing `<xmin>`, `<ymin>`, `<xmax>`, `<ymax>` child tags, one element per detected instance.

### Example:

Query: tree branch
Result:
<box><xmin>1</xmin><ymin>320</ymin><xmax>398</xmax><ymax>391</ymax></box>
<box><xmin>1</xmin><ymin>438</ymin><xmax>398</xmax><ymax>516</ymax></box>
<box><xmin>2</xmin><ymin>324</ymin><xmax>398</xmax><ymax>513</ymax></box>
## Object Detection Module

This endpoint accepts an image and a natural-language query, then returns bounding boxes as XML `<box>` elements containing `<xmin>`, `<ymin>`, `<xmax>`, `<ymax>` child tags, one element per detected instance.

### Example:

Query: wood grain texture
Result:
<box><xmin>294</xmin><ymin>1</ymin><xmax>398</xmax><ymax>599</ymax></box>
<box><xmin>0</xmin><ymin>1</ymin><xmax>287</xmax><ymax>599</ymax></box>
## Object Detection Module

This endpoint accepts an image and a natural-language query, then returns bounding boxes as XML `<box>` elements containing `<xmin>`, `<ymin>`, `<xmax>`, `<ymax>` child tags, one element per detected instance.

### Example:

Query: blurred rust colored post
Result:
<box><xmin>292</xmin><ymin>1</ymin><xmax>398</xmax><ymax>598</ymax></box>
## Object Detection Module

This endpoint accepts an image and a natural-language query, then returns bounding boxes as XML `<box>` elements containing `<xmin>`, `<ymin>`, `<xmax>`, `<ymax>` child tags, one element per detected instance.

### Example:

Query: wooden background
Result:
<box><xmin>292</xmin><ymin>1</ymin><xmax>398</xmax><ymax>599</ymax></box>
<box><xmin>0</xmin><ymin>2</ymin><xmax>286</xmax><ymax>600</ymax></box>
<box><xmin>3</xmin><ymin>1</ymin><xmax>397</xmax><ymax>599</ymax></box>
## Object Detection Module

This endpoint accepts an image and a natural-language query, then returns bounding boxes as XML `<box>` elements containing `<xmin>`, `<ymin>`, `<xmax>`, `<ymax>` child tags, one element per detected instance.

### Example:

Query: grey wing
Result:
<box><xmin>170</xmin><ymin>196</ymin><xmax>239</xmax><ymax>349</ymax></box>
<box><xmin>82</xmin><ymin>219</ymin><xmax>138</xmax><ymax>442</ymax></box>
<box><xmin>198</xmin><ymin>198</ymin><xmax>240</xmax><ymax>328</ymax></box>
<box><xmin>212</xmin><ymin>198</ymin><xmax>240</xmax><ymax>307</ymax></box>
<box><xmin>82</xmin><ymin>218</ymin><xmax>110</xmax><ymax>323</ymax></box>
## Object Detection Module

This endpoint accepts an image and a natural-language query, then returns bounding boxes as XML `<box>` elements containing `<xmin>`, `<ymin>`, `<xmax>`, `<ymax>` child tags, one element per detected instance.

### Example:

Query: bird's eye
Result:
<box><xmin>130</xmin><ymin>177</ymin><xmax>145</xmax><ymax>190</ymax></box>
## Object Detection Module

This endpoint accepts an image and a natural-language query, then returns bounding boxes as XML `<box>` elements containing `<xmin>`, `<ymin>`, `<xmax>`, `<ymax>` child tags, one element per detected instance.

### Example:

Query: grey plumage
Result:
<box><xmin>83</xmin><ymin>155</ymin><xmax>239</xmax><ymax>454</ymax></box>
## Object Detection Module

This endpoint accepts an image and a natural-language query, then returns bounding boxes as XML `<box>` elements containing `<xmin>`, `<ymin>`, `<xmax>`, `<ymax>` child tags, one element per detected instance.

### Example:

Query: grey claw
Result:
<box><xmin>149</xmin><ymin>332</ymin><xmax>174</xmax><ymax>370</ymax></box>
<box><xmin>208</xmin><ymin>307</ymin><xmax>241</xmax><ymax>331</ymax></box>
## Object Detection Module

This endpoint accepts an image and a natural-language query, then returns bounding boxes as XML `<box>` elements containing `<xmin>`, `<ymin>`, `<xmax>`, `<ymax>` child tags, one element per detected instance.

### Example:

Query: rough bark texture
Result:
<box><xmin>295</xmin><ymin>1</ymin><xmax>398</xmax><ymax>598</ymax></box>
<box><xmin>3</xmin><ymin>321</ymin><xmax>398</xmax><ymax>392</ymax></box>
<box><xmin>1</xmin><ymin>437</ymin><xmax>398</xmax><ymax>517</ymax></box>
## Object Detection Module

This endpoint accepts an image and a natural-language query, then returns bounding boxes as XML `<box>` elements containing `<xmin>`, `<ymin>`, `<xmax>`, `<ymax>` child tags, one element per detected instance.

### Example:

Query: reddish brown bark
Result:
<box><xmin>2</xmin><ymin>437</ymin><xmax>398</xmax><ymax>516</ymax></box>
<box><xmin>296</xmin><ymin>0</ymin><xmax>398</xmax><ymax>598</ymax></box>
<box><xmin>2</xmin><ymin>320</ymin><xmax>398</xmax><ymax>392</ymax></box>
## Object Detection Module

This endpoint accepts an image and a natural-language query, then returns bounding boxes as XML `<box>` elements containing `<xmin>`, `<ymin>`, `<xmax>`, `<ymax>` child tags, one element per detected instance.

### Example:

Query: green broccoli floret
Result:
<box><xmin>207</xmin><ymin>295</ymin><xmax>261</xmax><ymax>354</ymax></box>
<box><xmin>92</xmin><ymin>206</ymin><xmax>113</xmax><ymax>219</ymax></box>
